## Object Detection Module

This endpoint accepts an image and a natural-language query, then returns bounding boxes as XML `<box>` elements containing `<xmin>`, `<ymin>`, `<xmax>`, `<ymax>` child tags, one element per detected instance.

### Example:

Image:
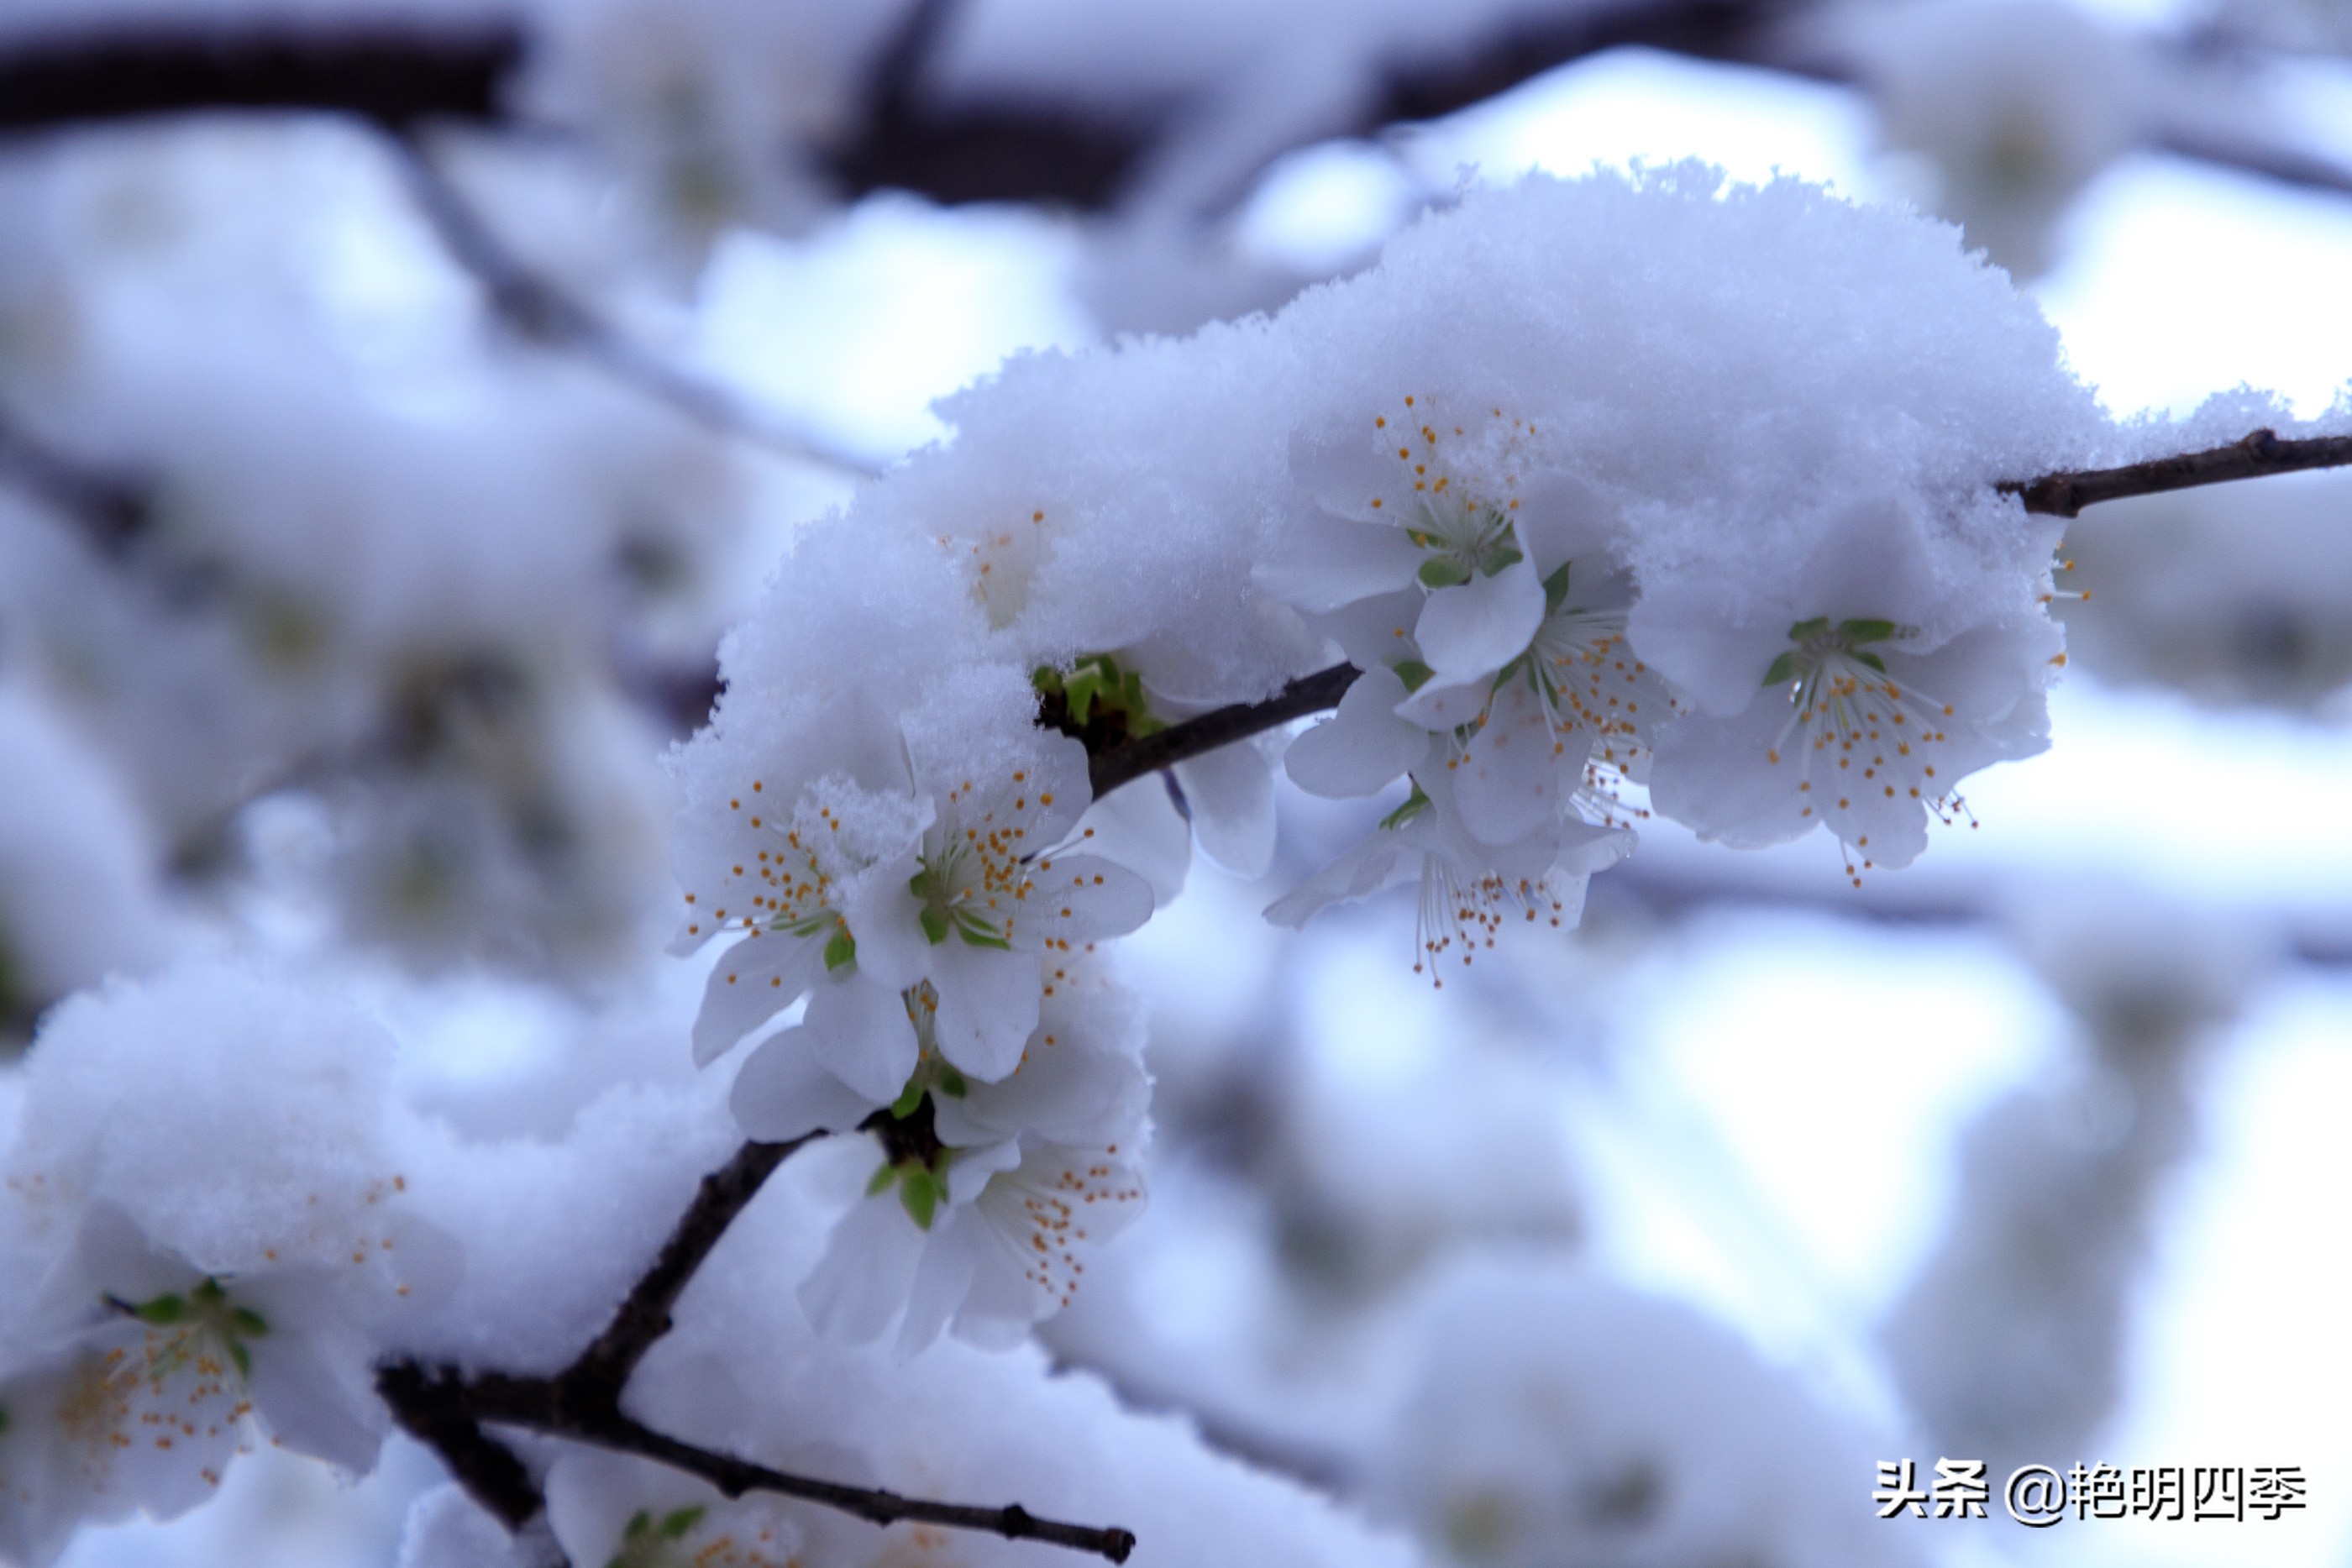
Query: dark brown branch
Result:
<box><xmin>386</xmin><ymin>134</ymin><xmax>879</xmax><ymax>475</ymax></box>
<box><xmin>1085</xmin><ymin>663</ymin><xmax>1362</xmax><ymax>800</ymax></box>
<box><xmin>562</xmin><ymin>1135</ymin><xmax>816</xmax><ymax>1410</ymax></box>
<box><xmin>2005</xmin><ymin>427</ymin><xmax>2352</xmax><ymax>518</ymax></box>
<box><xmin>0</xmin><ymin>23</ymin><xmax>522</xmax><ymax>135</ymax></box>
<box><xmin>377</xmin><ymin>1361</ymin><xmax>545</xmax><ymax>1530</ymax></box>
<box><xmin>377</xmin><ymin>1132</ymin><xmax>1137</xmax><ymax>1561</ymax></box>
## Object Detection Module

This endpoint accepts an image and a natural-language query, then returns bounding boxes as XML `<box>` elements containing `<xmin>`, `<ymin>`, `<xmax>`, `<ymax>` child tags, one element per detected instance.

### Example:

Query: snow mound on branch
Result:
<box><xmin>696</xmin><ymin>162</ymin><xmax>2103</xmax><ymax>794</ymax></box>
<box><xmin>6</xmin><ymin>963</ymin><xmax>414</xmax><ymax>1276</ymax></box>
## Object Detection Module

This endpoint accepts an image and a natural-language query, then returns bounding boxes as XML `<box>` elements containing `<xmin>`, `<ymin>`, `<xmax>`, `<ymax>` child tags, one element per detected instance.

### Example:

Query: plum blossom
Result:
<box><xmin>790</xmin><ymin>959</ymin><xmax>1150</xmax><ymax>1354</ymax></box>
<box><xmin>1</xmin><ymin>1204</ymin><xmax>416</xmax><ymax>1560</ymax></box>
<box><xmin>1267</xmin><ymin>764</ymin><xmax>1630</xmax><ymax>982</ymax></box>
<box><xmin>678</xmin><ymin>729</ymin><xmax>1152</xmax><ymax>1114</ymax></box>
<box><xmin>1640</xmin><ymin>496</ymin><xmax>2061</xmax><ymax>873</ymax></box>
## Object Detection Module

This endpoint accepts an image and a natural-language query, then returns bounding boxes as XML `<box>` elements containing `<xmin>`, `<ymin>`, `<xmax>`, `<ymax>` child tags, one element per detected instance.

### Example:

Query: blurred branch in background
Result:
<box><xmin>389</xmin><ymin>132</ymin><xmax>881</xmax><ymax>476</ymax></box>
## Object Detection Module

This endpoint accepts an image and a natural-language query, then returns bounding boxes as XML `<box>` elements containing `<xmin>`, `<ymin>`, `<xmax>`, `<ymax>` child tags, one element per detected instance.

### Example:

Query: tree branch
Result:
<box><xmin>0</xmin><ymin>22</ymin><xmax>521</xmax><ymax>134</ymax></box>
<box><xmin>2005</xmin><ymin>427</ymin><xmax>2352</xmax><ymax>517</ymax></box>
<box><xmin>561</xmin><ymin>1135</ymin><xmax>816</xmax><ymax>1411</ymax></box>
<box><xmin>1086</xmin><ymin>663</ymin><xmax>1362</xmax><ymax>799</ymax></box>
<box><xmin>386</xmin><ymin>134</ymin><xmax>879</xmax><ymax>475</ymax></box>
<box><xmin>377</xmin><ymin>1132</ymin><xmax>1137</xmax><ymax>1562</ymax></box>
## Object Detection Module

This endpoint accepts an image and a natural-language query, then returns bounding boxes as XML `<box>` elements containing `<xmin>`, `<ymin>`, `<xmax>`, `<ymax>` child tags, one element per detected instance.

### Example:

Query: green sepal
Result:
<box><xmin>1541</xmin><ymin>561</ymin><xmax>1572</xmax><ymax>613</ymax></box>
<box><xmin>1761</xmin><ymin>650</ymin><xmax>1802</xmax><ymax>688</ymax></box>
<box><xmin>622</xmin><ymin>1509</ymin><xmax>653</xmax><ymax>1542</ymax></box>
<box><xmin>918</xmin><ymin>905</ymin><xmax>951</xmax><ymax>945</ymax></box>
<box><xmin>1478</xmin><ymin>548</ymin><xmax>1524</xmax><ymax>577</ymax></box>
<box><xmin>1836</xmin><ymin>617</ymin><xmax>1899</xmax><ymax>644</ymax></box>
<box><xmin>657</xmin><ymin>1506</ymin><xmax>706</xmax><ymax>1540</ymax></box>
<box><xmin>954</xmin><ymin>916</ymin><xmax>1012</xmax><ymax>952</ymax></box>
<box><xmin>822</xmin><ymin>928</ymin><xmax>857</xmax><ymax>971</ymax></box>
<box><xmin>1417</xmin><ymin>558</ymin><xmax>1472</xmax><ymax>589</ymax></box>
<box><xmin>131</xmin><ymin>1293</ymin><xmax>189</xmax><ymax>1325</ymax></box>
<box><xmin>937</xmin><ymin>1065</ymin><xmax>969</xmax><ymax>1099</ymax></box>
<box><xmin>1380</xmin><ymin>784</ymin><xmax>1433</xmax><ymax>831</ymax></box>
<box><xmin>899</xmin><ymin>1167</ymin><xmax>942</xmax><ymax>1230</ymax></box>
<box><xmin>0</xmin><ymin>1403</ymin><xmax>11</xmax><ymax>1435</ymax></box>
<box><xmin>890</xmin><ymin>1078</ymin><xmax>926</xmax><ymax>1120</ymax></box>
<box><xmin>192</xmin><ymin>1277</ymin><xmax>228</xmax><ymax>1307</ymax></box>
<box><xmin>865</xmin><ymin>1162</ymin><xmax>897</xmax><ymax>1198</ymax></box>
<box><xmin>1853</xmin><ymin>651</ymin><xmax>1887</xmax><ymax>673</ymax></box>
<box><xmin>1787</xmin><ymin>616</ymin><xmax>1830</xmax><ymax>639</ymax></box>
<box><xmin>227</xmin><ymin>1340</ymin><xmax>252</xmax><ymax>1380</ymax></box>
<box><xmin>1391</xmin><ymin>659</ymin><xmax>1433</xmax><ymax>692</ymax></box>
<box><xmin>230</xmin><ymin>1307</ymin><xmax>270</xmax><ymax>1338</ymax></box>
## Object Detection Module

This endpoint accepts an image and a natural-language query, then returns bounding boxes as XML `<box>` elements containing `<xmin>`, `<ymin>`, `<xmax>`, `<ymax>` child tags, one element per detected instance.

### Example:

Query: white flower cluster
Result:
<box><xmin>668</xmin><ymin>165</ymin><xmax>2103</xmax><ymax>1341</ymax></box>
<box><xmin>0</xmin><ymin>967</ymin><xmax>454</xmax><ymax>1563</ymax></box>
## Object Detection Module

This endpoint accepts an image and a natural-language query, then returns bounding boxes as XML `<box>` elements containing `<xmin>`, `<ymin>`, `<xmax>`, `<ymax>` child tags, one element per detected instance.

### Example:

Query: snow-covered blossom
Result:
<box><xmin>0</xmin><ymin>965</ymin><xmax>456</xmax><ymax>1554</ymax></box>
<box><xmin>678</xmin><ymin>725</ymin><xmax>1152</xmax><ymax>1113</ymax></box>
<box><xmin>1641</xmin><ymin>496</ymin><xmax>2062</xmax><ymax>874</ymax></box>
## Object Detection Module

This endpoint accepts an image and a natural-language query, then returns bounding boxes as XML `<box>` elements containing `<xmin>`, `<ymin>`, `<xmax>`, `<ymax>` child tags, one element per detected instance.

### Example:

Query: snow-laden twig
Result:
<box><xmin>377</xmin><ymin>1133</ymin><xmax>1138</xmax><ymax>1562</ymax></box>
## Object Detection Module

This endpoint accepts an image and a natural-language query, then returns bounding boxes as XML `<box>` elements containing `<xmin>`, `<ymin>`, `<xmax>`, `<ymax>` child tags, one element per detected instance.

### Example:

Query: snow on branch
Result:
<box><xmin>376</xmin><ymin>1131</ymin><xmax>1140</xmax><ymax>1562</ymax></box>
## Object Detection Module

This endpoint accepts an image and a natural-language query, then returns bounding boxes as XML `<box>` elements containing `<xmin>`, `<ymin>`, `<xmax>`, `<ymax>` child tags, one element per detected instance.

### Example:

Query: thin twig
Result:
<box><xmin>1086</xmin><ymin>663</ymin><xmax>1362</xmax><ymax>800</ymax></box>
<box><xmin>386</xmin><ymin>133</ymin><xmax>879</xmax><ymax>476</ymax></box>
<box><xmin>377</xmin><ymin>1133</ymin><xmax>1138</xmax><ymax>1561</ymax></box>
<box><xmin>2005</xmin><ymin>427</ymin><xmax>2352</xmax><ymax>517</ymax></box>
<box><xmin>563</xmin><ymin>1136</ymin><xmax>817</xmax><ymax>1409</ymax></box>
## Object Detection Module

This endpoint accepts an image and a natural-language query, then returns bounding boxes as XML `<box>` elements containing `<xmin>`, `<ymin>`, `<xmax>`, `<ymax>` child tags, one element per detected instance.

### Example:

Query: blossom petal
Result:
<box><xmin>1509</xmin><ymin>471</ymin><xmax>1614</xmax><ymax>580</ymax></box>
<box><xmin>895</xmin><ymin>1211</ymin><xmax>980</xmax><ymax>1360</ymax></box>
<box><xmin>1625</xmin><ymin>575</ymin><xmax>1786</xmax><ymax>719</ymax></box>
<box><xmin>731</xmin><ymin>1027</ymin><xmax>881</xmax><ymax>1141</ymax></box>
<box><xmin>1253</xmin><ymin>514</ymin><xmax>1425</xmax><ymax>613</ymax></box>
<box><xmin>1452</xmin><ymin>679</ymin><xmax>1566</xmax><ymax>847</ymax></box>
<box><xmin>805</xmin><ymin>970</ymin><xmax>921</xmax><ymax>1105</ymax></box>
<box><xmin>929</xmin><ymin>941</ymin><xmax>1041</xmax><ymax>1082</ymax></box>
<box><xmin>1263</xmin><ymin>828</ymin><xmax>1413</xmax><ymax>928</ymax></box>
<box><xmin>1286</xmin><ymin>664</ymin><xmax>1427</xmax><ymax>799</ymax></box>
<box><xmin>244</xmin><ymin>1327</ymin><xmax>382</xmax><ymax>1474</ymax></box>
<box><xmin>1174</xmin><ymin>742</ymin><xmax>1276</xmax><ymax>877</ymax></box>
<box><xmin>1016</xmin><ymin>854</ymin><xmax>1155</xmax><ymax>945</ymax></box>
<box><xmin>1391</xmin><ymin>672</ymin><xmax>1490</xmax><ymax>733</ymax></box>
<box><xmin>841</xmin><ymin>852</ymin><xmax>928</xmax><ymax>992</ymax></box>
<box><xmin>1415</xmin><ymin>559</ymin><xmax>1546</xmax><ymax>679</ymax></box>
<box><xmin>1646</xmin><ymin>700</ymin><xmax>1818</xmax><ymax>850</ymax></box>
<box><xmin>798</xmin><ymin>1188</ymin><xmax>925</xmax><ymax>1345</ymax></box>
<box><xmin>690</xmin><ymin>931</ymin><xmax>827</xmax><ymax>1067</ymax></box>
<box><xmin>1070</xmin><ymin>780</ymin><xmax>1191</xmax><ymax>907</ymax></box>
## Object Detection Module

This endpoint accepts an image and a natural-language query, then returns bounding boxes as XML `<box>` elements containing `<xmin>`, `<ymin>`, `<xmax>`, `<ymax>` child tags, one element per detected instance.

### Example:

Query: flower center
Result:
<box><xmin>1405</xmin><ymin>494</ymin><xmax>1522</xmax><ymax>587</ymax></box>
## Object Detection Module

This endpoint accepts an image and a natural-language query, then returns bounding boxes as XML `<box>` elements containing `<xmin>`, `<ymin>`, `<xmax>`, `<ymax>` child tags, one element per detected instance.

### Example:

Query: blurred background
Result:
<box><xmin>2</xmin><ymin>1</ymin><xmax>2349</xmax><ymax>1565</ymax></box>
